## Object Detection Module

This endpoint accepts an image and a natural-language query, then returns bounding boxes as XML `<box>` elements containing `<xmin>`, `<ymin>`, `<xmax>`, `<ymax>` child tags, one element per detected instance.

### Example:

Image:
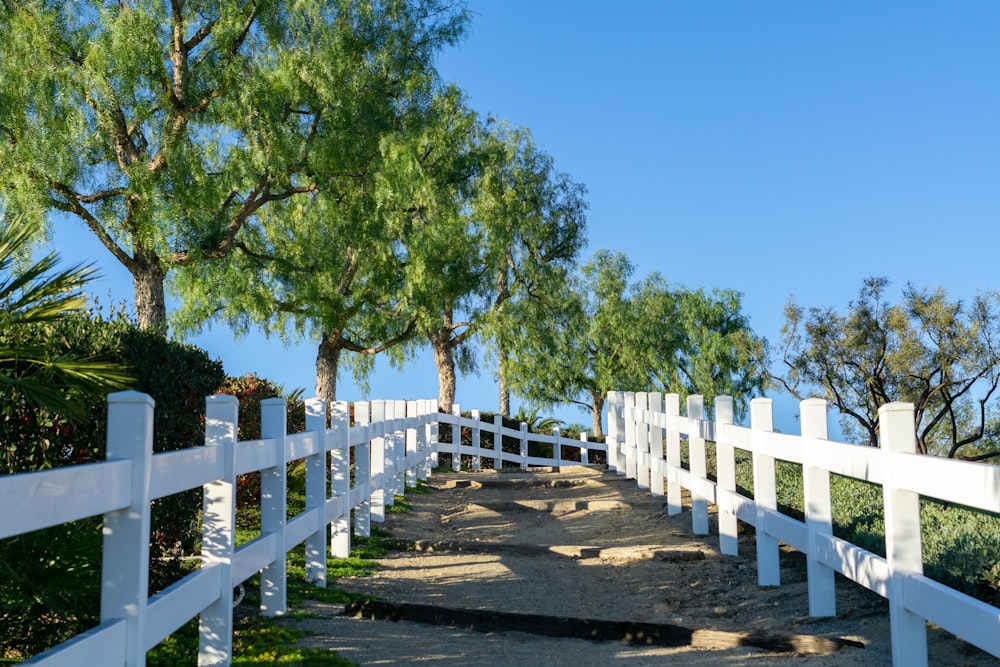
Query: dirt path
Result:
<box><xmin>285</xmin><ymin>467</ymin><xmax>996</xmax><ymax>666</ymax></box>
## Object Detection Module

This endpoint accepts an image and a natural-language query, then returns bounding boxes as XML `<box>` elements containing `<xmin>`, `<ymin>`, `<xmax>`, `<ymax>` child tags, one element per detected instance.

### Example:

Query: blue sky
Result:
<box><xmin>54</xmin><ymin>2</ymin><xmax>1000</xmax><ymax>435</ymax></box>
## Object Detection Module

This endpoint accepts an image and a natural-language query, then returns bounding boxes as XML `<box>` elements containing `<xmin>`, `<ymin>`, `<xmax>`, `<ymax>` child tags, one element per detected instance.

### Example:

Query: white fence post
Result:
<box><xmin>394</xmin><ymin>400</ymin><xmax>407</xmax><ymax>495</ymax></box>
<box><xmin>199</xmin><ymin>394</ymin><xmax>238</xmax><ymax>667</ymax></box>
<box><xmin>354</xmin><ymin>402</ymin><xmax>371</xmax><ymax>538</ymax></box>
<box><xmin>751</xmin><ymin>397</ymin><xmax>779</xmax><ymax>587</ymax></box>
<box><xmin>579</xmin><ymin>432</ymin><xmax>589</xmax><ymax>466</ymax></box>
<box><xmin>623</xmin><ymin>391</ymin><xmax>637</xmax><ymax>479</ymax></box>
<box><xmin>260</xmin><ymin>398</ymin><xmax>288</xmax><ymax>617</ymax></box>
<box><xmin>649</xmin><ymin>392</ymin><xmax>664</xmax><ymax>497</ymax></box>
<box><xmin>551</xmin><ymin>427</ymin><xmax>561</xmax><ymax>468</ymax></box>
<box><xmin>451</xmin><ymin>404</ymin><xmax>462</xmax><ymax>471</ymax></box>
<box><xmin>330</xmin><ymin>400</ymin><xmax>351</xmax><ymax>557</ymax></box>
<box><xmin>715</xmin><ymin>395</ymin><xmax>738</xmax><ymax>556</ymax></box>
<box><xmin>801</xmin><ymin>398</ymin><xmax>835</xmax><ymax>617</ymax></box>
<box><xmin>304</xmin><ymin>399</ymin><xmax>327</xmax><ymax>586</ymax></box>
<box><xmin>494</xmin><ymin>415</ymin><xmax>504</xmax><ymax>470</ymax></box>
<box><xmin>471</xmin><ymin>409</ymin><xmax>482</xmax><ymax>470</ymax></box>
<box><xmin>406</xmin><ymin>400</ymin><xmax>419</xmax><ymax>488</ymax></box>
<box><xmin>606</xmin><ymin>391</ymin><xmax>622</xmax><ymax>474</ymax></box>
<box><xmin>101</xmin><ymin>391</ymin><xmax>154</xmax><ymax>667</ymax></box>
<box><xmin>519</xmin><ymin>422</ymin><xmax>529</xmax><ymax>469</ymax></box>
<box><xmin>425</xmin><ymin>399</ymin><xmax>439</xmax><ymax>475</ymax></box>
<box><xmin>688</xmin><ymin>395</ymin><xmax>709</xmax><ymax>535</ymax></box>
<box><xmin>880</xmin><ymin>402</ymin><xmax>928</xmax><ymax>667</ymax></box>
<box><xmin>665</xmin><ymin>393</ymin><xmax>682</xmax><ymax>516</ymax></box>
<box><xmin>371</xmin><ymin>400</ymin><xmax>388</xmax><ymax>518</ymax></box>
<box><xmin>635</xmin><ymin>392</ymin><xmax>650</xmax><ymax>490</ymax></box>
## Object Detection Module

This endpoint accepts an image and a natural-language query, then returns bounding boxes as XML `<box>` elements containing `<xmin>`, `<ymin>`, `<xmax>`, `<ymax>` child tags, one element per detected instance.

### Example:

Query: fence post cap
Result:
<box><xmin>207</xmin><ymin>393</ymin><xmax>240</xmax><ymax>406</ymax></box>
<box><xmin>107</xmin><ymin>390</ymin><xmax>155</xmax><ymax>407</ymax></box>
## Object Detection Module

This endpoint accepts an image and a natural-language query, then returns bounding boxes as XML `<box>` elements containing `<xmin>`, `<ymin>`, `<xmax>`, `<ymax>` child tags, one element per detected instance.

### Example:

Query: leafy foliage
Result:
<box><xmin>503</xmin><ymin>250</ymin><xmax>766</xmax><ymax>437</ymax></box>
<box><xmin>217</xmin><ymin>373</ymin><xmax>307</xmax><ymax>515</ymax></box>
<box><xmin>0</xmin><ymin>309</ymin><xmax>224</xmax><ymax>659</ymax></box>
<box><xmin>0</xmin><ymin>0</ymin><xmax>470</xmax><ymax>330</ymax></box>
<box><xmin>0</xmin><ymin>216</ymin><xmax>131</xmax><ymax>423</ymax></box>
<box><xmin>775</xmin><ymin>277</ymin><xmax>1000</xmax><ymax>458</ymax></box>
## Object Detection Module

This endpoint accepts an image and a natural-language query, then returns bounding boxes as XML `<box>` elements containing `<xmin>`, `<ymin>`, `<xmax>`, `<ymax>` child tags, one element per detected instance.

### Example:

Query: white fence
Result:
<box><xmin>0</xmin><ymin>391</ymin><xmax>441</xmax><ymax>667</ymax></box>
<box><xmin>607</xmin><ymin>390</ymin><xmax>1000</xmax><ymax>667</ymax></box>
<box><xmin>0</xmin><ymin>393</ymin><xmax>607</xmax><ymax>667</ymax></box>
<box><xmin>436</xmin><ymin>404</ymin><xmax>607</xmax><ymax>470</ymax></box>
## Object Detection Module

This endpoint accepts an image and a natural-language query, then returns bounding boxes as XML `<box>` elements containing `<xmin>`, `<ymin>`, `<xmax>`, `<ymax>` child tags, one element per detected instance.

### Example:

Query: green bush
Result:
<box><xmin>0</xmin><ymin>308</ymin><xmax>225</xmax><ymax>659</ymax></box>
<box><xmin>216</xmin><ymin>373</ymin><xmax>307</xmax><ymax>525</ymax></box>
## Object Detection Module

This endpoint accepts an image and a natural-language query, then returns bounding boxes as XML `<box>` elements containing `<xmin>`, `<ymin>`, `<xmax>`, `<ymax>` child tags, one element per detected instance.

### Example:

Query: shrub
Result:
<box><xmin>216</xmin><ymin>373</ymin><xmax>306</xmax><ymax>519</ymax></box>
<box><xmin>0</xmin><ymin>308</ymin><xmax>225</xmax><ymax>659</ymax></box>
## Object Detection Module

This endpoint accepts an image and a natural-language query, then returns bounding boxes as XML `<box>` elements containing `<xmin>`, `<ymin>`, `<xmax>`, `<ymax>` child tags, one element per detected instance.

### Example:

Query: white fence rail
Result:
<box><xmin>0</xmin><ymin>391</ymin><xmax>441</xmax><ymax>667</ymax></box>
<box><xmin>0</xmin><ymin>393</ymin><xmax>607</xmax><ymax>667</ymax></box>
<box><xmin>608</xmin><ymin>390</ymin><xmax>1000</xmax><ymax>667</ymax></box>
<box><xmin>436</xmin><ymin>404</ymin><xmax>608</xmax><ymax>471</ymax></box>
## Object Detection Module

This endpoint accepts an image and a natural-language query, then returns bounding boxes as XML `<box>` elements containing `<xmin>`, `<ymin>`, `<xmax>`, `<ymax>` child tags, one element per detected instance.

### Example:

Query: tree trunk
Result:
<box><xmin>591</xmin><ymin>394</ymin><xmax>605</xmax><ymax>439</ymax></box>
<box><xmin>495</xmin><ymin>269</ymin><xmax>511</xmax><ymax>416</ymax></box>
<box><xmin>132</xmin><ymin>249</ymin><xmax>167</xmax><ymax>333</ymax></box>
<box><xmin>498</xmin><ymin>345</ymin><xmax>510</xmax><ymax>417</ymax></box>
<box><xmin>316</xmin><ymin>331</ymin><xmax>342</xmax><ymax>402</ymax></box>
<box><xmin>430</xmin><ymin>329</ymin><xmax>456</xmax><ymax>414</ymax></box>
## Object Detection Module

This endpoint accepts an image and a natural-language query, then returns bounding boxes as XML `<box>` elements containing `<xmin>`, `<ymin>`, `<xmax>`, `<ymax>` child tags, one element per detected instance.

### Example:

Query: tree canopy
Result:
<box><xmin>774</xmin><ymin>277</ymin><xmax>1000</xmax><ymax>459</ymax></box>
<box><xmin>502</xmin><ymin>249</ymin><xmax>765</xmax><ymax>437</ymax></box>
<box><xmin>0</xmin><ymin>0</ymin><xmax>468</xmax><ymax>332</ymax></box>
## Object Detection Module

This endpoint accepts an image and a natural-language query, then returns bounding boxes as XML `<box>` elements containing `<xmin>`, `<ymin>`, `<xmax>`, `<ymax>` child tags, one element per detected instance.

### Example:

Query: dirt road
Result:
<box><xmin>285</xmin><ymin>466</ymin><xmax>995</xmax><ymax>666</ymax></box>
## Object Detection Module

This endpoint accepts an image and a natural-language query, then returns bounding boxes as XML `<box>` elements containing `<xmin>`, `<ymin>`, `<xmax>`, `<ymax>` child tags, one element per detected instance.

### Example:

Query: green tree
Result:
<box><xmin>480</xmin><ymin>125</ymin><xmax>587</xmax><ymax>416</ymax></box>
<box><xmin>400</xmin><ymin>122</ymin><xmax>587</xmax><ymax>413</ymax></box>
<box><xmin>775</xmin><ymin>277</ymin><xmax>1000</xmax><ymax>459</ymax></box>
<box><xmin>503</xmin><ymin>250</ymin><xmax>764</xmax><ymax>437</ymax></box>
<box><xmin>172</xmin><ymin>85</ymin><xmax>475</xmax><ymax>401</ymax></box>
<box><xmin>0</xmin><ymin>0</ymin><xmax>468</xmax><ymax>332</ymax></box>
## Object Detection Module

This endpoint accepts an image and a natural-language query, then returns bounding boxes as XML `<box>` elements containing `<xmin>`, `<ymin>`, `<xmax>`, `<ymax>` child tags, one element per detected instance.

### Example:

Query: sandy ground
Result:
<box><xmin>280</xmin><ymin>467</ymin><xmax>997</xmax><ymax>666</ymax></box>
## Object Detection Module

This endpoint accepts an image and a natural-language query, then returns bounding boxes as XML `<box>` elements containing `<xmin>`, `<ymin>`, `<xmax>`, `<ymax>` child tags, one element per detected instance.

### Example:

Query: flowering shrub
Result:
<box><xmin>217</xmin><ymin>374</ymin><xmax>306</xmax><ymax>511</ymax></box>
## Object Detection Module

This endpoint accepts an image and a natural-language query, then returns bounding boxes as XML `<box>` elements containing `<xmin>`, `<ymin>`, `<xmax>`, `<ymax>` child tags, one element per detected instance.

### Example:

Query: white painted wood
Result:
<box><xmin>471</xmin><ymin>409</ymin><xmax>482</xmax><ymax>470</ymax></box>
<box><xmin>903</xmin><ymin>573</ymin><xmax>1000</xmax><ymax>658</ymax></box>
<box><xmin>428</xmin><ymin>399</ymin><xmax>440</xmax><ymax>471</ymax></box>
<box><xmin>451</xmin><ymin>404</ymin><xmax>462</xmax><ymax>471</ymax></box>
<box><xmin>879</xmin><ymin>402</ymin><xmax>928</xmax><ymax>667</ymax></box>
<box><xmin>100</xmin><ymin>390</ymin><xmax>155</xmax><ymax>667</ymax></box>
<box><xmin>751</xmin><ymin>398</ymin><xmax>780</xmax><ymax>586</ymax></box>
<box><xmin>648</xmin><ymin>393</ymin><xmax>664</xmax><ymax>496</ymax></box>
<box><xmin>377</xmin><ymin>401</ymin><xmax>395</xmax><ymax>509</ymax></box>
<box><xmin>553</xmin><ymin>427</ymin><xmax>562</xmax><ymax>468</ymax></box>
<box><xmin>408</xmin><ymin>401</ymin><xmax>421</xmax><ymax>484</ymax></box>
<box><xmin>520</xmin><ymin>422</ymin><xmax>529</xmax><ymax>468</ymax></box>
<box><xmin>493</xmin><ymin>414</ymin><xmax>504</xmax><ymax>471</ymax></box>
<box><xmin>150</xmin><ymin>447</ymin><xmax>222</xmax><ymax>500</ymax></box>
<box><xmin>232</xmin><ymin>533</ymin><xmax>279</xmax><ymax>587</ymax></box>
<box><xmin>579</xmin><ymin>432</ymin><xmax>589</xmax><ymax>466</ymax></box>
<box><xmin>353</xmin><ymin>402</ymin><xmax>371</xmax><ymax>538</ymax></box>
<box><xmin>286</xmin><ymin>430</ymin><xmax>321</xmax><ymax>461</ymax></box>
<box><xmin>664</xmin><ymin>393</ymin><xmax>682</xmax><ymax>516</ymax></box>
<box><xmin>199</xmin><ymin>394</ymin><xmax>238</xmax><ymax>666</ymax></box>
<box><xmin>816</xmin><ymin>534</ymin><xmax>890</xmax><ymax>597</ymax></box>
<box><xmin>234</xmin><ymin>438</ymin><xmax>277</xmax><ymax>477</ymax></box>
<box><xmin>147</xmin><ymin>565</ymin><xmax>222</xmax><ymax>651</ymax></box>
<box><xmin>19</xmin><ymin>619</ymin><xmax>127</xmax><ymax>667</ymax></box>
<box><xmin>0</xmin><ymin>460</ymin><xmax>130</xmax><ymax>538</ymax></box>
<box><xmin>259</xmin><ymin>398</ymin><xmax>288</xmax><ymax>617</ymax></box>
<box><xmin>688</xmin><ymin>396</ymin><xmax>708</xmax><ymax>535</ymax></box>
<box><xmin>303</xmin><ymin>399</ymin><xmax>327</xmax><ymax>587</ymax></box>
<box><xmin>330</xmin><ymin>400</ymin><xmax>351</xmax><ymax>558</ymax></box>
<box><xmin>897</xmin><ymin>454</ymin><xmax>1000</xmax><ymax>512</ymax></box>
<box><xmin>622</xmin><ymin>392</ymin><xmax>636</xmax><ymax>479</ymax></box>
<box><xmin>801</xmin><ymin>398</ymin><xmax>835</xmax><ymax>617</ymax></box>
<box><xmin>714</xmin><ymin>396</ymin><xmax>738</xmax><ymax>556</ymax></box>
<box><xmin>635</xmin><ymin>393</ymin><xmax>650</xmax><ymax>489</ymax></box>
